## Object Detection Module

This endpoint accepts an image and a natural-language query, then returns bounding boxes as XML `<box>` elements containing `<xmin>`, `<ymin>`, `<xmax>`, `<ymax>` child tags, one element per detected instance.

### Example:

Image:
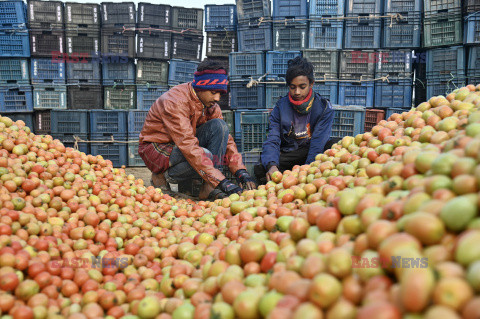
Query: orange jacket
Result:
<box><xmin>139</xmin><ymin>82</ymin><xmax>246</xmax><ymax>187</ymax></box>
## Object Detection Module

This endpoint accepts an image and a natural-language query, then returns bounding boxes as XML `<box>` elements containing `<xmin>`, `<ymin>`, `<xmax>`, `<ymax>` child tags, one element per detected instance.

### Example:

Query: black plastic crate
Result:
<box><xmin>66</xmin><ymin>59</ymin><xmax>101</xmax><ymax>84</ymax></box>
<box><xmin>100</xmin><ymin>2</ymin><xmax>135</xmax><ymax>27</ymax></box>
<box><xmin>205</xmin><ymin>4</ymin><xmax>237</xmax><ymax>31</ymax></box>
<box><xmin>237</xmin><ymin>22</ymin><xmax>273</xmax><ymax>51</ymax></box>
<box><xmin>67</xmin><ymin>85</ymin><xmax>103</xmax><ymax>109</ymax></box>
<box><xmin>273</xmin><ymin>21</ymin><xmax>308</xmax><ymax>50</ymax></box>
<box><xmin>137</xmin><ymin>3</ymin><xmax>172</xmax><ymax>28</ymax></box>
<box><xmin>0</xmin><ymin>59</ymin><xmax>29</xmax><ymax>85</ymax></box>
<box><xmin>171</xmin><ymin>32</ymin><xmax>203</xmax><ymax>61</ymax></box>
<box><xmin>339</xmin><ymin>50</ymin><xmax>375</xmax><ymax>80</ymax></box>
<box><xmin>375</xmin><ymin>50</ymin><xmax>412</xmax><ymax>77</ymax></box>
<box><xmin>33</xmin><ymin>85</ymin><xmax>67</xmax><ymax>110</ymax></box>
<box><xmin>303</xmin><ymin>50</ymin><xmax>338</xmax><ymax>80</ymax></box>
<box><xmin>423</xmin><ymin>13</ymin><xmax>462</xmax><ymax>48</ymax></box>
<box><xmin>136</xmin><ymin>60</ymin><xmax>169</xmax><ymax>85</ymax></box>
<box><xmin>344</xmin><ymin>17</ymin><xmax>381</xmax><ymax>49</ymax></box>
<box><xmin>424</xmin><ymin>0</ymin><xmax>461</xmax><ymax>17</ymax></box>
<box><xmin>31</xmin><ymin>58</ymin><xmax>65</xmax><ymax>84</ymax></box>
<box><xmin>102</xmin><ymin>60</ymin><xmax>135</xmax><ymax>85</ymax></box>
<box><xmin>265</xmin><ymin>51</ymin><xmax>302</xmax><ymax>81</ymax></box>
<box><xmin>382</xmin><ymin>12</ymin><xmax>421</xmax><ymax>48</ymax></box>
<box><xmin>100</xmin><ymin>28</ymin><xmax>135</xmax><ymax>59</ymax></box>
<box><xmin>0</xmin><ymin>1</ymin><xmax>27</xmax><ymax>30</ymax></box>
<box><xmin>27</xmin><ymin>0</ymin><xmax>64</xmax><ymax>29</ymax></box>
<box><xmin>219</xmin><ymin>90</ymin><xmax>230</xmax><ymax>110</ymax></box>
<box><xmin>171</xmin><ymin>7</ymin><xmax>203</xmax><ymax>32</ymax></box>
<box><xmin>104</xmin><ymin>86</ymin><xmax>136</xmax><ymax>110</ymax></box>
<box><xmin>236</xmin><ymin>0</ymin><xmax>271</xmax><ymax>21</ymax></box>
<box><xmin>65</xmin><ymin>30</ymin><xmax>100</xmax><ymax>56</ymax></box>
<box><xmin>346</xmin><ymin>0</ymin><xmax>383</xmax><ymax>15</ymax></box>
<box><xmin>137</xmin><ymin>30</ymin><xmax>172</xmax><ymax>60</ymax></box>
<box><xmin>89</xmin><ymin>109</ymin><xmax>127</xmax><ymax>140</ymax></box>
<box><xmin>30</xmin><ymin>29</ymin><xmax>65</xmax><ymax>58</ymax></box>
<box><xmin>50</xmin><ymin>109</ymin><xmax>89</xmax><ymax>134</ymax></box>
<box><xmin>464</xmin><ymin>0</ymin><xmax>480</xmax><ymax>15</ymax></box>
<box><xmin>65</xmin><ymin>2</ymin><xmax>100</xmax><ymax>30</ymax></box>
<box><xmin>0</xmin><ymin>85</ymin><xmax>33</xmax><ymax>113</ymax></box>
<box><xmin>426</xmin><ymin>46</ymin><xmax>465</xmax><ymax>78</ymax></box>
<box><xmin>136</xmin><ymin>85</ymin><xmax>169</xmax><ymax>111</ymax></box>
<box><xmin>34</xmin><ymin>110</ymin><xmax>50</xmax><ymax>134</ymax></box>
<box><xmin>206</xmin><ymin>31</ymin><xmax>237</xmax><ymax>58</ymax></box>
<box><xmin>208</xmin><ymin>57</ymin><xmax>229</xmax><ymax>72</ymax></box>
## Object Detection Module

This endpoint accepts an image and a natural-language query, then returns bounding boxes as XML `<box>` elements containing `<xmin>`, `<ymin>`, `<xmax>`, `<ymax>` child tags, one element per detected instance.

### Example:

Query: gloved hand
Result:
<box><xmin>235</xmin><ymin>169</ymin><xmax>257</xmax><ymax>190</ymax></box>
<box><xmin>216</xmin><ymin>178</ymin><xmax>243</xmax><ymax>195</ymax></box>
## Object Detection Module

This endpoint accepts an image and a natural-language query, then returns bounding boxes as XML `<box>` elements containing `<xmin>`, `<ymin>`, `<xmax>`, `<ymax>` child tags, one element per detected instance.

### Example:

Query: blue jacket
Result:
<box><xmin>261</xmin><ymin>92</ymin><xmax>335</xmax><ymax>169</ymax></box>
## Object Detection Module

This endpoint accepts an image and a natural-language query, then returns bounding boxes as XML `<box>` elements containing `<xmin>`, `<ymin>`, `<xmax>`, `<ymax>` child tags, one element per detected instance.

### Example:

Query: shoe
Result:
<box><xmin>150</xmin><ymin>172</ymin><xmax>169</xmax><ymax>191</ymax></box>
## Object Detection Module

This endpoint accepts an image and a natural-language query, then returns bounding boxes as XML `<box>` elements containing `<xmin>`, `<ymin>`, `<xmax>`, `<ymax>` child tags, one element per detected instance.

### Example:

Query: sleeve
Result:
<box><xmin>160</xmin><ymin>99</ymin><xmax>226</xmax><ymax>187</ymax></box>
<box><xmin>261</xmin><ymin>105</ymin><xmax>282</xmax><ymax>169</ymax></box>
<box><xmin>305</xmin><ymin>99</ymin><xmax>335</xmax><ymax>164</ymax></box>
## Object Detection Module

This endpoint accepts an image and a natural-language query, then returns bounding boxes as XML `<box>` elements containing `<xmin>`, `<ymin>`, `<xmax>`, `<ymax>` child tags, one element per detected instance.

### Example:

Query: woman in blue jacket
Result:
<box><xmin>254</xmin><ymin>56</ymin><xmax>335</xmax><ymax>184</ymax></box>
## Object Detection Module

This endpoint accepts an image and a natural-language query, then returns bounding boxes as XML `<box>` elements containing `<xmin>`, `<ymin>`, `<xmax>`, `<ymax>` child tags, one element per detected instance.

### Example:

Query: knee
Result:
<box><xmin>209</xmin><ymin>118</ymin><xmax>229</xmax><ymax>136</ymax></box>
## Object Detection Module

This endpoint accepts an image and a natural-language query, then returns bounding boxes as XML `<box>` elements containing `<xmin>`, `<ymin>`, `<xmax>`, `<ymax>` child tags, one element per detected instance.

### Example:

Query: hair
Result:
<box><xmin>196</xmin><ymin>59</ymin><xmax>227</xmax><ymax>72</ymax></box>
<box><xmin>285</xmin><ymin>56</ymin><xmax>315</xmax><ymax>85</ymax></box>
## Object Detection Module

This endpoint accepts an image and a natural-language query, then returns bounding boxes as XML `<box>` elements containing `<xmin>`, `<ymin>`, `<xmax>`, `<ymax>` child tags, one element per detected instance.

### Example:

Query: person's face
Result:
<box><xmin>196</xmin><ymin>90</ymin><xmax>222</xmax><ymax>108</ymax></box>
<box><xmin>288</xmin><ymin>76</ymin><xmax>314</xmax><ymax>101</ymax></box>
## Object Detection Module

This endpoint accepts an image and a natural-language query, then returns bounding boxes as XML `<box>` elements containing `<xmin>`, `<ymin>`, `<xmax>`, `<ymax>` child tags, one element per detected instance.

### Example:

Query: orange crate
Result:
<box><xmin>364</xmin><ymin>108</ymin><xmax>385</xmax><ymax>132</ymax></box>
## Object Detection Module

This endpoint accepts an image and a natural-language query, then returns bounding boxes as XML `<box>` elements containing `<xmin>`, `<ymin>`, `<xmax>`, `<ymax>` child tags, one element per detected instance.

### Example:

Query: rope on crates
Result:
<box><xmin>73</xmin><ymin>135</ymin><xmax>138</xmax><ymax>151</ymax></box>
<box><xmin>249</xmin><ymin>13</ymin><xmax>405</xmax><ymax>26</ymax></box>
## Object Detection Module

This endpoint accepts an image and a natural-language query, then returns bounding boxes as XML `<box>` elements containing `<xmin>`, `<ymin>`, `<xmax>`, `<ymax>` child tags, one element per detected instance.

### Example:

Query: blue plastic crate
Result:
<box><xmin>265</xmin><ymin>51</ymin><xmax>301</xmax><ymax>80</ymax></box>
<box><xmin>374</xmin><ymin>79</ymin><xmax>413</xmax><ymax>108</ymax></box>
<box><xmin>205</xmin><ymin>5</ymin><xmax>237</xmax><ymax>31</ymax></box>
<box><xmin>465</xmin><ymin>12</ymin><xmax>480</xmax><ymax>44</ymax></box>
<box><xmin>385</xmin><ymin>0</ymin><xmax>422</xmax><ymax>13</ymax></box>
<box><xmin>89</xmin><ymin>110</ymin><xmax>128</xmax><ymax>141</ymax></box>
<box><xmin>265</xmin><ymin>83</ymin><xmax>288</xmax><ymax>108</ymax></box>
<box><xmin>31</xmin><ymin>59</ymin><xmax>65</xmax><ymax>85</ymax></box>
<box><xmin>136</xmin><ymin>86</ymin><xmax>169</xmax><ymax>111</ymax></box>
<box><xmin>0</xmin><ymin>1</ymin><xmax>27</xmax><ymax>29</ymax></box>
<box><xmin>314</xmin><ymin>82</ymin><xmax>339</xmax><ymax>104</ymax></box>
<box><xmin>346</xmin><ymin>0</ymin><xmax>383</xmax><ymax>15</ymax></box>
<box><xmin>385</xmin><ymin>107</ymin><xmax>409</xmax><ymax>120</ymax></box>
<box><xmin>167</xmin><ymin>59</ymin><xmax>200</xmax><ymax>86</ymax></box>
<box><xmin>33</xmin><ymin>85</ymin><xmax>67</xmax><ymax>110</ymax></box>
<box><xmin>0</xmin><ymin>29</ymin><xmax>29</xmax><ymax>57</ymax></box>
<box><xmin>273</xmin><ymin>21</ymin><xmax>308</xmax><ymax>50</ymax></box>
<box><xmin>382</xmin><ymin>13</ymin><xmax>421</xmax><ymax>48</ymax></box>
<box><xmin>344</xmin><ymin>19</ymin><xmax>381</xmax><ymax>49</ymax></box>
<box><xmin>468</xmin><ymin>46</ymin><xmax>480</xmax><ymax>79</ymax></box>
<box><xmin>0</xmin><ymin>85</ymin><xmax>33</xmax><ymax>113</ymax></box>
<box><xmin>91</xmin><ymin>144</ymin><xmax>128</xmax><ymax>167</ymax></box>
<box><xmin>127</xmin><ymin>110</ymin><xmax>148</xmax><ymax>139</ymax></box>
<box><xmin>308</xmin><ymin>20</ymin><xmax>344</xmax><ymax>49</ymax></box>
<box><xmin>426</xmin><ymin>76</ymin><xmax>467</xmax><ymax>99</ymax></box>
<box><xmin>52</xmin><ymin>133</ymin><xmax>89</xmax><ymax>154</ymax></box>
<box><xmin>127</xmin><ymin>142</ymin><xmax>145</xmax><ymax>167</ymax></box>
<box><xmin>426</xmin><ymin>46</ymin><xmax>465</xmax><ymax>78</ymax></box>
<box><xmin>338</xmin><ymin>81</ymin><xmax>374</xmax><ymax>107</ymax></box>
<box><xmin>5</xmin><ymin>112</ymin><xmax>33</xmax><ymax>131</ymax></box>
<box><xmin>237</xmin><ymin>22</ymin><xmax>273</xmax><ymax>51</ymax></box>
<box><xmin>66</xmin><ymin>60</ymin><xmax>101</xmax><ymax>85</ymax></box>
<box><xmin>50</xmin><ymin>110</ymin><xmax>88</xmax><ymax>135</ymax></box>
<box><xmin>236</xmin><ymin>0</ymin><xmax>271</xmax><ymax>21</ymax></box>
<box><xmin>229</xmin><ymin>52</ymin><xmax>265</xmax><ymax>80</ymax></box>
<box><xmin>309</xmin><ymin>0</ymin><xmax>345</xmax><ymax>17</ymax></box>
<box><xmin>0</xmin><ymin>59</ymin><xmax>29</xmax><ymax>85</ymax></box>
<box><xmin>102</xmin><ymin>60</ymin><xmax>135</xmax><ymax>85</ymax></box>
<box><xmin>331</xmin><ymin>105</ymin><xmax>365</xmax><ymax>138</ymax></box>
<box><xmin>230</xmin><ymin>81</ymin><xmax>265</xmax><ymax>109</ymax></box>
<box><xmin>273</xmin><ymin>0</ymin><xmax>308</xmax><ymax>19</ymax></box>
<box><xmin>234</xmin><ymin>109</ymin><xmax>271</xmax><ymax>152</ymax></box>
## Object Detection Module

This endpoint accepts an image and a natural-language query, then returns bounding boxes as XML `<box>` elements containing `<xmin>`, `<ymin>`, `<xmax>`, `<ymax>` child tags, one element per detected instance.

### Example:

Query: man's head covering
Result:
<box><xmin>192</xmin><ymin>69</ymin><xmax>228</xmax><ymax>94</ymax></box>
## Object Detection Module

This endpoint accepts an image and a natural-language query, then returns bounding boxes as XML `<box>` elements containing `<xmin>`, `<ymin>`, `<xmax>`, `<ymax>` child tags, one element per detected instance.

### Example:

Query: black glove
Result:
<box><xmin>216</xmin><ymin>178</ymin><xmax>243</xmax><ymax>195</ymax></box>
<box><xmin>235</xmin><ymin>169</ymin><xmax>257</xmax><ymax>188</ymax></box>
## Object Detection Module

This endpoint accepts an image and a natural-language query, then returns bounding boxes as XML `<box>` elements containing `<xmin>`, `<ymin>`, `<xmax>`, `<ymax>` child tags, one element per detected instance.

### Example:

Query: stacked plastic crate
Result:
<box><xmin>0</xmin><ymin>1</ymin><xmax>33</xmax><ymax>128</ymax></box>
<box><xmin>465</xmin><ymin>1</ymin><xmax>480</xmax><ymax>87</ymax></box>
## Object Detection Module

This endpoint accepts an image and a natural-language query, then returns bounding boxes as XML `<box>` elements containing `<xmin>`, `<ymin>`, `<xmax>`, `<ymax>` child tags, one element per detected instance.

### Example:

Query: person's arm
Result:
<box><xmin>305</xmin><ymin>99</ymin><xmax>335</xmax><ymax>164</ymax></box>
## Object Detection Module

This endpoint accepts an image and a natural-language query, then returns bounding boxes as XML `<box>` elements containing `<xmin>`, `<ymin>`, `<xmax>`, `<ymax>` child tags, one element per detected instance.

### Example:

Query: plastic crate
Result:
<box><xmin>0</xmin><ymin>1</ymin><xmax>27</xmax><ymax>29</ymax></box>
<box><xmin>91</xmin><ymin>143</ymin><xmax>128</xmax><ymax>167</ymax></box>
<box><xmin>273</xmin><ymin>22</ymin><xmax>308</xmax><ymax>50</ymax></box>
<box><xmin>0</xmin><ymin>29</ymin><xmax>30</xmax><ymax>57</ymax></box>
<box><xmin>385</xmin><ymin>107</ymin><xmax>409</xmax><ymax>120</ymax></box>
<box><xmin>339</xmin><ymin>51</ymin><xmax>375</xmax><ymax>80</ymax></box>
<box><xmin>171</xmin><ymin>7</ymin><xmax>203</xmax><ymax>32</ymax></box>
<box><xmin>67</xmin><ymin>85</ymin><xmax>103</xmax><ymax>109</ymax></box>
<box><xmin>30</xmin><ymin>29</ymin><xmax>65</xmax><ymax>58</ymax></box>
<box><xmin>137</xmin><ymin>30</ymin><xmax>172</xmax><ymax>60</ymax></box>
<box><xmin>308</xmin><ymin>20</ymin><xmax>344</xmax><ymax>49</ymax></box>
<box><xmin>309</xmin><ymin>0</ymin><xmax>345</xmax><ymax>17</ymax></box>
<box><xmin>426</xmin><ymin>76</ymin><xmax>467</xmax><ymax>99</ymax></box>
<box><xmin>423</xmin><ymin>13</ymin><xmax>462</xmax><ymax>48</ymax></box>
<box><xmin>229</xmin><ymin>52</ymin><xmax>265</xmax><ymax>80</ymax></box>
<box><xmin>65</xmin><ymin>30</ymin><xmax>100</xmax><ymax>55</ymax></box>
<box><xmin>52</xmin><ymin>133</ymin><xmax>89</xmax><ymax>153</ymax></box>
<box><xmin>50</xmin><ymin>109</ymin><xmax>88</xmax><ymax>134</ymax></box>
<box><xmin>364</xmin><ymin>108</ymin><xmax>385</xmax><ymax>132</ymax></box>
<box><xmin>33</xmin><ymin>85</ymin><xmax>66</xmax><ymax>110</ymax></box>
<box><xmin>167</xmin><ymin>59</ymin><xmax>200</xmax><ymax>86</ymax></box>
<box><xmin>344</xmin><ymin>18</ymin><xmax>381</xmax><ymax>49</ymax></box>
<box><xmin>273</xmin><ymin>0</ymin><xmax>308</xmax><ymax>19</ymax></box>
<box><xmin>234</xmin><ymin>109</ymin><xmax>271</xmax><ymax>152</ymax></box>
<box><xmin>66</xmin><ymin>60</ymin><xmax>101</xmax><ymax>85</ymax></box>
<box><xmin>374</xmin><ymin>79</ymin><xmax>413</xmax><ymax>108</ymax></box>
<box><xmin>237</xmin><ymin>22</ymin><xmax>273</xmax><ymax>51</ymax></box>
<box><xmin>468</xmin><ymin>46</ymin><xmax>480</xmax><ymax>79</ymax></box>
<box><xmin>241</xmin><ymin>151</ymin><xmax>261</xmax><ymax>178</ymax></box>
<box><xmin>303</xmin><ymin>50</ymin><xmax>338</xmax><ymax>80</ymax></box>
<box><xmin>222</xmin><ymin>110</ymin><xmax>234</xmax><ymax>135</ymax></box>
<box><xmin>330</xmin><ymin>105</ymin><xmax>365</xmax><ymax>139</ymax></box>
<box><xmin>338</xmin><ymin>81</ymin><xmax>374</xmax><ymax>107</ymax></box>
<box><xmin>426</xmin><ymin>46</ymin><xmax>465</xmax><ymax>78</ymax></box>
<box><xmin>385</xmin><ymin>0</ymin><xmax>422</xmax><ymax>13</ymax></box>
<box><xmin>127</xmin><ymin>110</ymin><xmax>148</xmax><ymax>138</ymax></box>
<box><xmin>236</xmin><ymin>0</ymin><xmax>271</xmax><ymax>21</ymax></box>
<box><xmin>5</xmin><ymin>112</ymin><xmax>34</xmax><ymax>131</ymax></box>
<box><xmin>265</xmin><ymin>51</ymin><xmax>301</xmax><ymax>81</ymax></box>
<box><xmin>65</xmin><ymin>2</ymin><xmax>100</xmax><ymax>30</ymax></box>
<box><xmin>136</xmin><ymin>86</ymin><xmax>169</xmax><ymax>111</ymax></box>
<box><xmin>0</xmin><ymin>59</ymin><xmax>29</xmax><ymax>85</ymax></box>
<box><xmin>205</xmin><ymin>5</ymin><xmax>237</xmax><ymax>31</ymax></box>
<box><xmin>464</xmin><ymin>0</ymin><xmax>480</xmax><ymax>15</ymax></box>
<box><xmin>104</xmin><ymin>86</ymin><xmax>136</xmax><ymax>110</ymax></box>
<box><xmin>219</xmin><ymin>90</ymin><xmax>230</xmax><ymax>110</ymax></box>
<box><xmin>127</xmin><ymin>142</ymin><xmax>145</xmax><ymax>167</ymax></box>
<box><xmin>424</xmin><ymin>0</ymin><xmax>461</xmax><ymax>17</ymax></box>
<box><xmin>137</xmin><ymin>3</ymin><xmax>172</xmax><ymax>28</ymax></box>
<box><xmin>375</xmin><ymin>50</ymin><xmax>412</xmax><ymax>77</ymax></box>
<box><xmin>136</xmin><ymin>60</ymin><xmax>169</xmax><ymax>85</ymax></box>
<box><xmin>313</xmin><ymin>82</ymin><xmax>339</xmax><ymax>104</ymax></box>
<box><xmin>102</xmin><ymin>60</ymin><xmax>135</xmax><ymax>85</ymax></box>
<box><xmin>34</xmin><ymin>110</ymin><xmax>50</xmax><ymax>134</ymax></box>
<box><xmin>222</xmin><ymin>165</ymin><xmax>237</xmax><ymax>182</ymax></box>
<box><xmin>465</xmin><ymin>12</ymin><xmax>480</xmax><ymax>44</ymax></box>
<box><xmin>206</xmin><ymin>31</ymin><xmax>237</xmax><ymax>58</ymax></box>
<box><xmin>265</xmin><ymin>83</ymin><xmax>288</xmax><ymax>108</ymax></box>
<box><xmin>89</xmin><ymin>109</ymin><xmax>127</xmax><ymax>140</ymax></box>
<box><xmin>0</xmin><ymin>85</ymin><xmax>33</xmax><ymax>113</ymax></box>
<box><xmin>100</xmin><ymin>2</ymin><xmax>135</xmax><ymax>27</ymax></box>
<box><xmin>382</xmin><ymin>12</ymin><xmax>421</xmax><ymax>48</ymax></box>
<box><xmin>346</xmin><ymin>0</ymin><xmax>383</xmax><ymax>15</ymax></box>
<box><xmin>171</xmin><ymin>33</ymin><xmax>203</xmax><ymax>61</ymax></box>
<box><xmin>230</xmin><ymin>81</ymin><xmax>265</xmax><ymax>109</ymax></box>
<box><xmin>100</xmin><ymin>28</ymin><xmax>135</xmax><ymax>59</ymax></box>
<box><xmin>27</xmin><ymin>0</ymin><xmax>64</xmax><ymax>29</ymax></box>
<box><xmin>31</xmin><ymin>58</ymin><xmax>65</xmax><ymax>84</ymax></box>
